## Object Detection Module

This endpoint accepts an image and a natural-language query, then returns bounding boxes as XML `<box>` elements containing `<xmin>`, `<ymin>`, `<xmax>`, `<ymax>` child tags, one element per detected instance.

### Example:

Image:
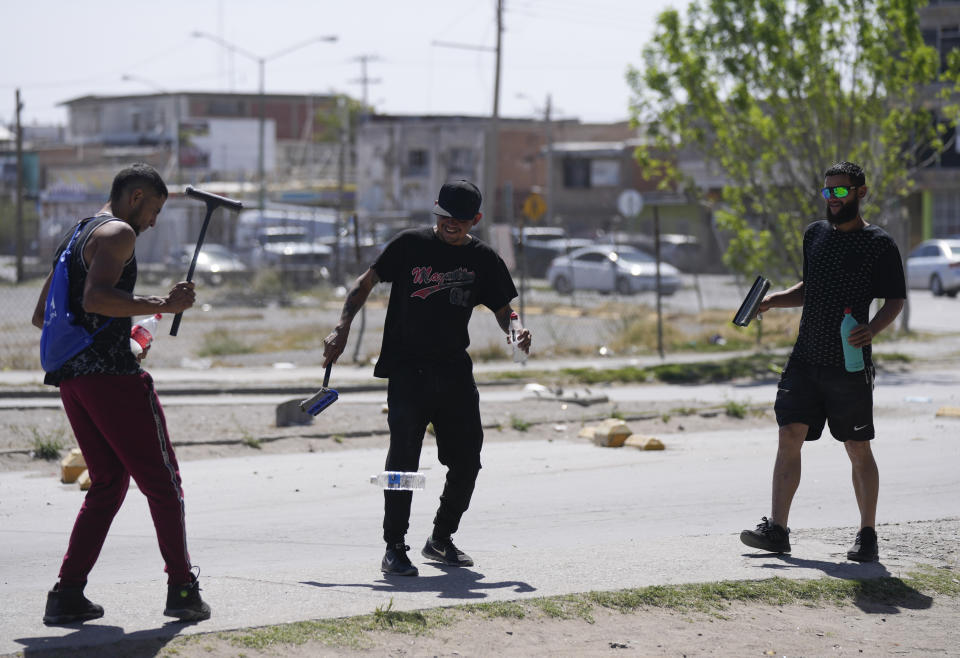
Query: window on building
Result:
<box><xmin>132</xmin><ymin>112</ymin><xmax>141</xmax><ymax>132</ymax></box>
<box><xmin>403</xmin><ymin>149</ymin><xmax>429</xmax><ymax>177</ymax></box>
<box><xmin>447</xmin><ymin>147</ymin><xmax>476</xmax><ymax>177</ymax></box>
<box><xmin>933</xmin><ymin>191</ymin><xmax>960</xmax><ymax>236</ymax></box>
<box><xmin>563</xmin><ymin>157</ymin><xmax>590</xmax><ymax>188</ymax></box>
<box><xmin>590</xmin><ymin>159</ymin><xmax>620</xmax><ymax>187</ymax></box>
<box><xmin>207</xmin><ymin>100</ymin><xmax>245</xmax><ymax>116</ymax></box>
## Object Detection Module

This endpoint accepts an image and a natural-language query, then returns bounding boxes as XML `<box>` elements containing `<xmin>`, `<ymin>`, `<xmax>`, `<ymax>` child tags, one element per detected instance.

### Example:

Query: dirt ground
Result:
<box><xmin>0</xmin><ymin>388</ymin><xmax>776</xmax><ymax>473</ymax></box>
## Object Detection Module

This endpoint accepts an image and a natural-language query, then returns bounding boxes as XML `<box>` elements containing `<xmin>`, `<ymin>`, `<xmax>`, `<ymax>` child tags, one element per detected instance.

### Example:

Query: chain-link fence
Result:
<box><xmin>3</xmin><ymin>271</ymin><xmax>772</xmax><ymax>373</ymax></box>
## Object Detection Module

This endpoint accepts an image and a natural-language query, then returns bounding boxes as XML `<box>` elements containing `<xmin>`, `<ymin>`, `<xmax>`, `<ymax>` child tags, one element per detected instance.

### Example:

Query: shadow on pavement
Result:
<box><xmin>15</xmin><ymin>621</ymin><xmax>198</xmax><ymax>656</ymax></box>
<box><xmin>741</xmin><ymin>552</ymin><xmax>933</xmax><ymax>613</ymax></box>
<box><xmin>302</xmin><ymin>564</ymin><xmax>536</xmax><ymax>600</ymax></box>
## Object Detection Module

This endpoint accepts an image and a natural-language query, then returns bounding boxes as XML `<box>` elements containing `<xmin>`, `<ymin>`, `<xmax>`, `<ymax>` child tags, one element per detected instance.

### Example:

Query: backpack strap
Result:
<box><xmin>61</xmin><ymin>217</ymin><xmax>113</xmax><ymax>333</ymax></box>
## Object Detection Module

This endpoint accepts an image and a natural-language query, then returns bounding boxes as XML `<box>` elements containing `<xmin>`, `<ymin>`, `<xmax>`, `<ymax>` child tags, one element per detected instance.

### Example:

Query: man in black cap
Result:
<box><xmin>323</xmin><ymin>179</ymin><xmax>531</xmax><ymax>576</ymax></box>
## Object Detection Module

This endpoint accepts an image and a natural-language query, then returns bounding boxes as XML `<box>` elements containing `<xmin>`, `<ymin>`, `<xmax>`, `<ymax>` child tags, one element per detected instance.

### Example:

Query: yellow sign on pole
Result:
<box><xmin>522</xmin><ymin>193</ymin><xmax>546</xmax><ymax>221</ymax></box>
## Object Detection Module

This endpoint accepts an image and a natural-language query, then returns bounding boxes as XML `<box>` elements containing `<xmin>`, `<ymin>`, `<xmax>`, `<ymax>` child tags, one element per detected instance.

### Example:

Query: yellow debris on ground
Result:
<box><xmin>60</xmin><ymin>448</ymin><xmax>86</xmax><ymax>484</ymax></box>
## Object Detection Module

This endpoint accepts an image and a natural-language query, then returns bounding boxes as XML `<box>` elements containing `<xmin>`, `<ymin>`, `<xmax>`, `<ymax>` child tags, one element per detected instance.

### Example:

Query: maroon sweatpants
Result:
<box><xmin>57</xmin><ymin>372</ymin><xmax>192</xmax><ymax>585</ymax></box>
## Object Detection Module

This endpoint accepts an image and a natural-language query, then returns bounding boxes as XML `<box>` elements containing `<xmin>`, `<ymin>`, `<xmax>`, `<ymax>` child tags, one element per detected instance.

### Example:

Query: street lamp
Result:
<box><xmin>121</xmin><ymin>74</ymin><xmax>182</xmax><ymax>185</ymax></box>
<box><xmin>192</xmin><ymin>32</ymin><xmax>338</xmax><ymax>209</ymax></box>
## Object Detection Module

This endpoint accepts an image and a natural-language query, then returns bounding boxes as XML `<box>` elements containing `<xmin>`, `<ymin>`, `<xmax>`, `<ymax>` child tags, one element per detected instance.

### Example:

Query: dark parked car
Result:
<box><xmin>165</xmin><ymin>243</ymin><xmax>249</xmax><ymax>286</ymax></box>
<box><xmin>517</xmin><ymin>237</ymin><xmax>594</xmax><ymax>278</ymax></box>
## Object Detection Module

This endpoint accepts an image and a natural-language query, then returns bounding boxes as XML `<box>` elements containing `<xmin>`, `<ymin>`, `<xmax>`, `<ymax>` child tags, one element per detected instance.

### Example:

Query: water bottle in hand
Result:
<box><xmin>130</xmin><ymin>313</ymin><xmax>162</xmax><ymax>357</ymax></box>
<box><xmin>509</xmin><ymin>312</ymin><xmax>528</xmax><ymax>363</ymax></box>
<box><xmin>370</xmin><ymin>471</ymin><xmax>426</xmax><ymax>490</ymax></box>
<box><xmin>840</xmin><ymin>307</ymin><xmax>864</xmax><ymax>372</ymax></box>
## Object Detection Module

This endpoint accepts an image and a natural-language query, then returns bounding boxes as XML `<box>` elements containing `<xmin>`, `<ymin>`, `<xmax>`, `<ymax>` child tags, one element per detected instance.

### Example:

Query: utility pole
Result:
<box><xmin>351</xmin><ymin>54</ymin><xmax>381</xmax><ymax>114</ymax></box>
<box><xmin>15</xmin><ymin>89</ymin><xmax>24</xmax><ymax>284</ymax></box>
<box><xmin>486</xmin><ymin>0</ymin><xmax>503</xmax><ymax>238</ymax></box>
<box><xmin>544</xmin><ymin>94</ymin><xmax>553</xmax><ymax>225</ymax></box>
<box><xmin>336</xmin><ymin>96</ymin><xmax>348</xmax><ymax>284</ymax></box>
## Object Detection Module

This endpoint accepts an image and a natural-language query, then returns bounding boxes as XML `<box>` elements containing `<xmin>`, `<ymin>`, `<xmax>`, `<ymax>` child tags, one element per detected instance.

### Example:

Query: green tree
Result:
<box><xmin>629</xmin><ymin>0</ymin><xmax>960</xmax><ymax>281</ymax></box>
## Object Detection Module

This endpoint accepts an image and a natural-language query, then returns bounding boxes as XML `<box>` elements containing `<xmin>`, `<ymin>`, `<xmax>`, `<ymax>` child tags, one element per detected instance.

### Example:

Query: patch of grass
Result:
<box><xmin>875</xmin><ymin>351</ymin><xmax>912</xmax><ymax>364</ymax></box>
<box><xmin>466</xmin><ymin>600</ymin><xmax>528</xmax><ymax>619</ymax></box>
<box><xmin>242</xmin><ymin>436</ymin><xmax>262</xmax><ymax>449</ymax></box>
<box><xmin>197</xmin><ymin>329</ymin><xmax>255</xmax><ymax>357</ymax></box>
<box><xmin>166</xmin><ymin>567</ymin><xmax>958</xmax><ymax>654</ymax></box>
<box><xmin>510</xmin><ymin>416</ymin><xmax>532</xmax><ymax>432</ymax></box>
<box><xmin>725</xmin><ymin>400</ymin><xmax>748</xmax><ymax>419</ymax></box>
<box><xmin>605</xmin><ymin>307</ymin><xmax>798</xmax><ymax>354</ymax></box>
<box><xmin>661</xmin><ymin>413</ymin><xmax>671</xmax><ymax>423</ymax></box>
<box><xmin>670</xmin><ymin>406</ymin><xmax>698</xmax><ymax>415</ymax></box>
<box><xmin>561</xmin><ymin>353</ymin><xmax>784</xmax><ymax>386</ymax></box>
<box><xmin>469</xmin><ymin>340</ymin><xmax>511</xmax><ymax>363</ymax></box>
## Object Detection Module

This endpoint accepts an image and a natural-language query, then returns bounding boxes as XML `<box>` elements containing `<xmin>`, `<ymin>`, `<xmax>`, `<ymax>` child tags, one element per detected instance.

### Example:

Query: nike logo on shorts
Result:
<box><xmin>854</xmin><ymin>424</ymin><xmax>869</xmax><ymax>431</ymax></box>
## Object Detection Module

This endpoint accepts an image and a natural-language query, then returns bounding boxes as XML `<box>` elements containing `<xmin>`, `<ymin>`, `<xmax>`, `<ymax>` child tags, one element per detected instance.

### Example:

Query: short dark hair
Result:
<box><xmin>824</xmin><ymin>161</ymin><xmax>866</xmax><ymax>187</ymax></box>
<box><xmin>110</xmin><ymin>163</ymin><xmax>168</xmax><ymax>204</ymax></box>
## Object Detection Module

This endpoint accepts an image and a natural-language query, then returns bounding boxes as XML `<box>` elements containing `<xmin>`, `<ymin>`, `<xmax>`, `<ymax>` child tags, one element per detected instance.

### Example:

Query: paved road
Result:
<box><xmin>2</xmin><ymin>366</ymin><xmax>959</xmax><ymax>654</ymax></box>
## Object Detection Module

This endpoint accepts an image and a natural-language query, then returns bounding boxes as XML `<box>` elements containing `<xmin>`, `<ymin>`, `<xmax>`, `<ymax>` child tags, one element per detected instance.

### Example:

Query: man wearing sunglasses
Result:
<box><xmin>322</xmin><ymin>179</ymin><xmax>531</xmax><ymax>577</ymax></box>
<box><xmin>740</xmin><ymin>161</ymin><xmax>905</xmax><ymax>562</ymax></box>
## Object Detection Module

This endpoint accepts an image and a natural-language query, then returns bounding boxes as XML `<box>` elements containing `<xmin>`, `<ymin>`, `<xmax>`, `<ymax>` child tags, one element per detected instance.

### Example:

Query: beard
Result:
<box><xmin>825</xmin><ymin>197</ymin><xmax>860</xmax><ymax>225</ymax></box>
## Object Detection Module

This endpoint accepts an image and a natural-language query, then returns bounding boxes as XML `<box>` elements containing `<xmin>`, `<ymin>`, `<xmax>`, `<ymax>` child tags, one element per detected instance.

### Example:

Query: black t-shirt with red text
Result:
<box><xmin>371</xmin><ymin>227</ymin><xmax>517</xmax><ymax>378</ymax></box>
<box><xmin>792</xmin><ymin>220</ymin><xmax>906</xmax><ymax>368</ymax></box>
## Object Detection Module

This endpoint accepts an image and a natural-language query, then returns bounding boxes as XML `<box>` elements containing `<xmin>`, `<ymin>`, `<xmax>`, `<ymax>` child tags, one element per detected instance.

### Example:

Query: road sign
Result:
<box><xmin>617</xmin><ymin>189</ymin><xmax>644</xmax><ymax>217</ymax></box>
<box><xmin>522</xmin><ymin>193</ymin><xmax>546</xmax><ymax>221</ymax></box>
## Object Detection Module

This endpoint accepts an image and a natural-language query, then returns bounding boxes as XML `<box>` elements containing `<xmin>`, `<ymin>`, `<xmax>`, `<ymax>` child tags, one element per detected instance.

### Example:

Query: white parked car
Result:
<box><xmin>546</xmin><ymin>245</ymin><xmax>682</xmax><ymax>295</ymax></box>
<box><xmin>906</xmin><ymin>239</ymin><xmax>960</xmax><ymax>297</ymax></box>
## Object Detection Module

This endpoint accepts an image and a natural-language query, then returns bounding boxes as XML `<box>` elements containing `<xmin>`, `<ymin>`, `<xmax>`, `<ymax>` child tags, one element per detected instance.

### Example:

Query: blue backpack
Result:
<box><xmin>40</xmin><ymin>219</ymin><xmax>112</xmax><ymax>372</ymax></box>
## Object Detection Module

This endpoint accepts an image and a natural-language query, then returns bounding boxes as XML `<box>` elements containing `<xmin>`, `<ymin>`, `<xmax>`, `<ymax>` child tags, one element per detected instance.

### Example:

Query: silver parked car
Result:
<box><xmin>546</xmin><ymin>245</ymin><xmax>682</xmax><ymax>295</ymax></box>
<box><xmin>906</xmin><ymin>239</ymin><xmax>960</xmax><ymax>297</ymax></box>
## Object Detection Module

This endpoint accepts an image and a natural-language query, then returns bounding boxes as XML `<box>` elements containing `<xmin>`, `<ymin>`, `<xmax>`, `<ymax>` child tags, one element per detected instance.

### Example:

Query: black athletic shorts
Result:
<box><xmin>774</xmin><ymin>357</ymin><xmax>875</xmax><ymax>442</ymax></box>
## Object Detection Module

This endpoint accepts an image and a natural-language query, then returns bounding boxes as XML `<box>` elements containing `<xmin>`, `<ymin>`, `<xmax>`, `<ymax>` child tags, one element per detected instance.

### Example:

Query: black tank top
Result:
<box><xmin>44</xmin><ymin>215</ymin><xmax>141</xmax><ymax>386</ymax></box>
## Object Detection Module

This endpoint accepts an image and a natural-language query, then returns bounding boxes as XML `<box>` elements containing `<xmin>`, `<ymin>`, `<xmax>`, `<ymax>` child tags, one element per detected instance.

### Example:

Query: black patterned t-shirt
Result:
<box><xmin>43</xmin><ymin>215</ymin><xmax>141</xmax><ymax>387</ymax></box>
<box><xmin>371</xmin><ymin>227</ymin><xmax>517</xmax><ymax>378</ymax></box>
<box><xmin>791</xmin><ymin>220</ymin><xmax>906</xmax><ymax>368</ymax></box>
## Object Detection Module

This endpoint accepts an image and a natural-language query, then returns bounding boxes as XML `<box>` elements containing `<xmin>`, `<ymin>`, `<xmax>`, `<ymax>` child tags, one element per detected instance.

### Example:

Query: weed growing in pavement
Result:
<box><xmin>661</xmin><ymin>413</ymin><xmax>672</xmax><ymax>424</ymax></box>
<box><xmin>242</xmin><ymin>436</ymin><xmax>262</xmax><ymax>449</ymax></box>
<box><xmin>15</xmin><ymin>426</ymin><xmax>66</xmax><ymax>460</ymax></box>
<box><xmin>510</xmin><ymin>416</ymin><xmax>531</xmax><ymax>432</ymax></box>
<box><xmin>725</xmin><ymin>400</ymin><xmax>748</xmax><ymax>419</ymax></box>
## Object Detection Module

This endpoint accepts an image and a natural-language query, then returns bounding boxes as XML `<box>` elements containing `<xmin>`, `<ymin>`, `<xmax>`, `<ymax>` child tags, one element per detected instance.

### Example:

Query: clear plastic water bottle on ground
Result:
<box><xmin>370</xmin><ymin>471</ymin><xmax>426</xmax><ymax>490</ymax></box>
<box><xmin>840</xmin><ymin>307</ymin><xmax>864</xmax><ymax>372</ymax></box>
<box><xmin>509</xmin><ymin>311</ymin><xmax>528</xmax><ymax>363</ymax></box>
<box><xmin>130</xmin><ymin>313</ymin><xmax>162</xmax><ymax>357</ymax></box>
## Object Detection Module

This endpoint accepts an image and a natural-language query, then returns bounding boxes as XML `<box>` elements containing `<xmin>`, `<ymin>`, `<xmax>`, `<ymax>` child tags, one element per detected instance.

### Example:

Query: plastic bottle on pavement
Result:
<box><xmin>840</xmin><ymin>307</ymin><xmax>864</xmax><ymax>372</ymax></box>
<box><xmin>130</xmin><ymin>313</ymin><xmax>162</xmax><ymax>357</ymax></box>
<box><xmin>370</xmin><ymin>471</ymin><xmax>426</xmax><ymax>490</ymax></box>
<box><xmin>509</xmin><ymin>311</ymin><xmax>528</xmax><ymax>363</ymax></box>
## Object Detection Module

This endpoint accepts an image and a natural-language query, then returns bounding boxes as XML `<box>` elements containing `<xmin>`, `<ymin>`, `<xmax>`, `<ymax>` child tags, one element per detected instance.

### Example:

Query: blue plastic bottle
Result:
<box><xmin>840</xmin><ymin>307</ymin><xmax>864</xmax><ymax>372</ymax></box>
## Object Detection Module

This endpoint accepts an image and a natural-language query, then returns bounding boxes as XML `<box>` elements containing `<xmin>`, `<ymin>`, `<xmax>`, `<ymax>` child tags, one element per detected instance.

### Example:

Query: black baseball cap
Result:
<box><xmin>433</xmin><ymin>180</ymin><xmax>482</xmax><ymax>220</ymax></box>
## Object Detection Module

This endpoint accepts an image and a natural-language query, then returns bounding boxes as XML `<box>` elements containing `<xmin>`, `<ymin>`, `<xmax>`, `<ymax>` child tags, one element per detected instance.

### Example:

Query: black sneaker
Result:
<box><xmin>164</xmin><ymin>573</ymin><xmax>211</xmax><ymax>622</ymax></box>
<box><xmin>42</xmin><ymin>583</ymin><xmax>104</xmax><ymax>625</ymax></box>
<box><xmin>382</xmin><ymin>543</ymin><xmax>419</xmax><ymax>576</ymax></box>
<box><xmin>421</xmin><ymin>535</ymin><xmax>474</xmax><ymax>567</ymax></box>
<box><xmin>847</xmin><ymin>526</ymin><xmax>879</xmax><ymax>562</ymax></box>
<box><xmin>740</xmin><ymin>516</ymin><xmax>791</xmax><ymax>554</ymax></box>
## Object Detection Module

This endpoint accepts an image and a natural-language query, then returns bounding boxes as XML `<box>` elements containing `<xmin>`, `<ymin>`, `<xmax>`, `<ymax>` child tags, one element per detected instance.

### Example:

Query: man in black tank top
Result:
<box><xmin>739</xmin><ymin>162</ymin><xmax>906</xmax><ymax>563</ymax></box>
<box><xmin>31</xmin><ymin>164</ymin><xmax>211</xmax><ymax>624</ymax></box>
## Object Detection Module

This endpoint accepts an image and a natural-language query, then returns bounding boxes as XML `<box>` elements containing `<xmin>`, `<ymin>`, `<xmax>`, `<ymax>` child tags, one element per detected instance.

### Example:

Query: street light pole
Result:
<box><xmin>192</xmin><ymin>32</ymin><xmax>337</xmax><ymax>209</ymax></box>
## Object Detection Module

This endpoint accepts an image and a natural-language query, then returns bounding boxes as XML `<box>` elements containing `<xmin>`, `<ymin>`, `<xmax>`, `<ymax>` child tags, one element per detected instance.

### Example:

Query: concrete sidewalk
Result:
<box><xmin>2</xmin><ymin>411</ymin><xmax>958</xmax><ymax>655</ymax></box>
